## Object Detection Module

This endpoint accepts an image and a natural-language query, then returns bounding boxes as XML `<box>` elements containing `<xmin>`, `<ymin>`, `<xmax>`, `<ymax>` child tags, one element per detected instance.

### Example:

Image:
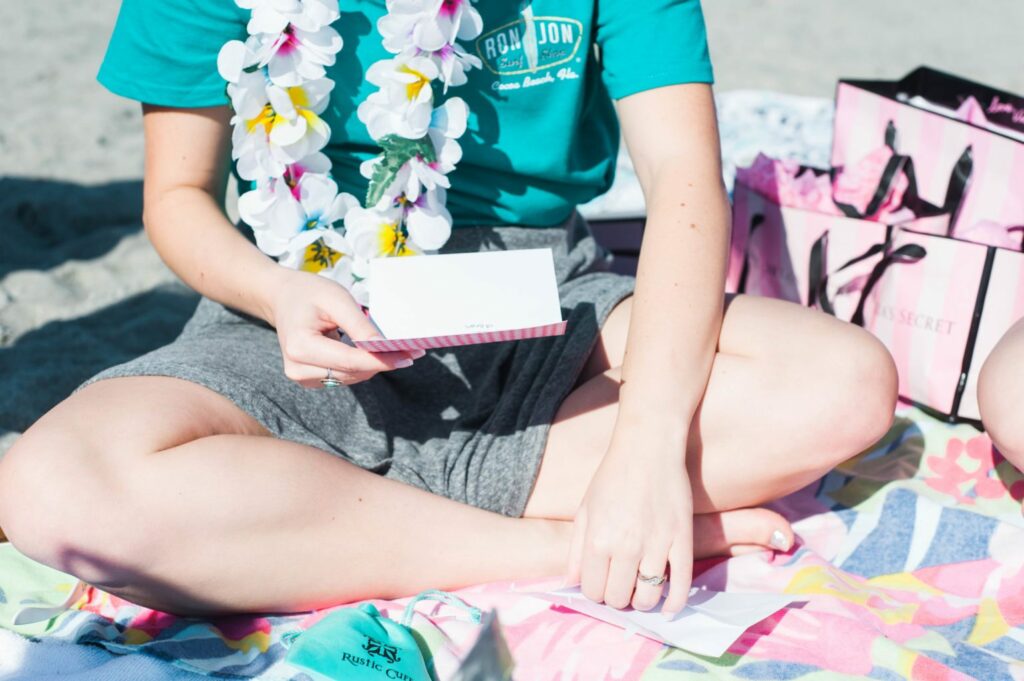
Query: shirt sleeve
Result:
<box><xmin>98</xmin><ymin>0</ymin><xmax>248</xmax><ymax>107</ymax></box>
<box><xmin>595</xmin><ymin>0</ymin><xmax>714</xmax><ymax>100</ymax></box>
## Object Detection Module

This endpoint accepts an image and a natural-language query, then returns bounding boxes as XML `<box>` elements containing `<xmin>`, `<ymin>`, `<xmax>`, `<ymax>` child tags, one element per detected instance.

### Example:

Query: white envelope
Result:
<box><xmin>357</xmin><ymin>249</ymin><xmax>566</xmax><ymax>351</ymax></box>
<box><xmin>532</xmin><ymin>586</ymin><xmax>797</xmax><ymax>658</ymax></box>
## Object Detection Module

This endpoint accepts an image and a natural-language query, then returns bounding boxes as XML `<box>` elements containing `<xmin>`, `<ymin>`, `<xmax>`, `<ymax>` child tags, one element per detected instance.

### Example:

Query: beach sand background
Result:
<box><xmin>2</xmin><ymin>0</ymin><xmax>1023</xmax><ymax>454</ymax></box>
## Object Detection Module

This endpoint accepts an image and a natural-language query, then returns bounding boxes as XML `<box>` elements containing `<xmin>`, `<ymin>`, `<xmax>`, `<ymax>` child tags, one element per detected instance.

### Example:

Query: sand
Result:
<box><xmin>1</xmin><ymin>0</ymin><xmax>1023</xmax><ymax>455</ymax></box>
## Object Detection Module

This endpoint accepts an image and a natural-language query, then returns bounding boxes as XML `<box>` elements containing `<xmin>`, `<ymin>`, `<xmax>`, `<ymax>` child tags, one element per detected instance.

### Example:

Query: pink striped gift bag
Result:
<box><xmin>854</xmin><ymin>227</ymin><xmax>1024</xmax><ymax>423</ymax></box>
<box><xmin>833</xmin><ymin>67</ymin><xmax>1024</xmax><ymax>246</ymax></box>
<box><xmin>728</xmin><ymin>150</ymin><xmax>958</xmax><ymax>321</ymax></box>
<box><xmin>814</xmin><ymin>226</ymin><xmax>890</xmax><ymax>322</ymax></box>
<box><xmin>731</xmin><ymin>177</ymin><xmax>841</xmax><ymax>305</ymax></box>
<box><xmin>727</xmin><ymin>154</ymin><xmax>897</xmax><ymax>307</ymax></box>
<box><xmin>731</xmin><ymin>181</ymin><xmax>890</xmax><ymax>312</ymax></box>
<box><xmin>959</xmin><ymin>249</ymin><xmax>1024</xmax><ymax>420</ymax></box>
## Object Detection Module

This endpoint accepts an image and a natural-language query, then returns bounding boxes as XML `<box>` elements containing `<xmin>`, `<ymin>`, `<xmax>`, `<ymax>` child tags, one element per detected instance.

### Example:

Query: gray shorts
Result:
<box><xmin>80</xmin><ymin>214</ymin><xmax>635</xmax><ymax>516</ymax></box>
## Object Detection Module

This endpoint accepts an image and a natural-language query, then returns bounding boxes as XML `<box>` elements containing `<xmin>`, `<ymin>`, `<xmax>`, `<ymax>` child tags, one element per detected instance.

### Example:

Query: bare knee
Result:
<box><xmin>0</xmin><ymin>418</ymin><xmax>155</xmax><ymax>586</ymax></box>
<box><xmin>809</xmin><ymin>324</ymin><xmax>898</xmax><ymax>465</ymax></box>
<box><xmin>979</xmin><ymin>348</ymin><xmax>1024</xmax><ymax>470</ymax></box>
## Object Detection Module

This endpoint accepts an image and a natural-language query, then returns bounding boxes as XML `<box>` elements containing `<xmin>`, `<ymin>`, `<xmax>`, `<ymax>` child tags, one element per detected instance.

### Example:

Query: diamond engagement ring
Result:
<box><xmin>637</xmin><ymin>572</ymin><xmax>667</xmax><ymax>586</ymax></box>
<box><xmin>320</xmin><ymin>368</ymin><xmax>342</xmax><ymax>388</ymax></box>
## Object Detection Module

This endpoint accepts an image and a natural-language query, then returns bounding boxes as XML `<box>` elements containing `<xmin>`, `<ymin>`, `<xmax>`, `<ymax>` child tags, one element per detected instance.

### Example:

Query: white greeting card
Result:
<box><xmin>357</xmin><ymin>249</ymin><xmax>566</xmax><ymax>351</ymax></box>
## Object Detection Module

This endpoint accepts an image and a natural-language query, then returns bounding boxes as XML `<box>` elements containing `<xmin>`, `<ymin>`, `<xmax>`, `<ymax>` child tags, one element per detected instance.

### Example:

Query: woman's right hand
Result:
<box><xmin>261</xmin><ymin>267</ymin><xmax>423</xmax><ymax>388</ymax></box>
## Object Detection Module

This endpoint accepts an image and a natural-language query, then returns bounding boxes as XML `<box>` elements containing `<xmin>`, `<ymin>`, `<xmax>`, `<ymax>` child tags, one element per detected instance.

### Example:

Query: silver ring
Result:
<box><xmin>320</xmin><ymin>367</ymin><xmax>343</xmax><ymax>388</ymax></box>
<box><xmin>637</xmin><ymin>572</ymin><xmax>666</xmax><ymax>586</ymax></box>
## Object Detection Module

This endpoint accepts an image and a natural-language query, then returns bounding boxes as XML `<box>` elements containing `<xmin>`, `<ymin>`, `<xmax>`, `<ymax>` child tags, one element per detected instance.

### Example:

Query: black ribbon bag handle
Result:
<box><xmin>736</xmin><ymin>213</ymin><xmax>765</xmax><ymax>294</ymax></box>
<box><xmin>832</xmin><ymin>120</ymin><xmax>974</xmax><ymax>231</ymax></box>
<box><xmin>831</xmin><ymin>122</ymin><xmax>908</xmax><ymax>220</ymax></box>
<box><xmin>900</xmin><ymin>145</ymin><xmax>974</xmax><ymax>228</ymax></box>
<box><xmin>809</xmin><ymin>232</ymin><xmax>889</xmax><ymax>316</ymax></box>
<box><xmin>850</xmin><ymin>241</ymin><xmax>929</xmax><ymax>327</ymax></box>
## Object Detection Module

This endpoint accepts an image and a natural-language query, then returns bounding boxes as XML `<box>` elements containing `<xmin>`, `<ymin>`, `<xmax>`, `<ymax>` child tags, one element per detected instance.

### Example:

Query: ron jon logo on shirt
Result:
<box><xmin>475</xmin><ymin>15</ymin><xmax>582</xmax><ymax>76</ymax></box>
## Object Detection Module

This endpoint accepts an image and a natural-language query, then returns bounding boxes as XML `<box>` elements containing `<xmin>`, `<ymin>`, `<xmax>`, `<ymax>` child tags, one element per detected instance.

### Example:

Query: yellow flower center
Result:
<box><xmin>378</xmin><ymin>222</ymin><xmax>416</xmax><ymax>256</ymax></box>
<box><xmin>245</xmin><ymin>88</ymin><xmax>320</xmax><ymax>138</ymax></box>
<box><xmin>287</xmin><ymin>86</ymin><xmax>310</xmax><ymax>108</ymax></box>
<box><xmin>399</xmin><ymin>65</ymin><xmax>431</xmax><ymax>101</ymax></box>
<box><xmin>300</xmin><ymin>239</ymin><xmax>343</xmax><ymax>273</ymax></box>
<box><xmin>246</xmin><ymin>104</ymin><xmax>276</xmax><ymax>134</ymax></box>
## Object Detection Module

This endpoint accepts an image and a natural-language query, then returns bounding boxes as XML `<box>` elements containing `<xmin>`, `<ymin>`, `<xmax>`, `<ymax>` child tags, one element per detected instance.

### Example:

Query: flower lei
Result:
<box><xmin>217</xmin><ymin>0</ymin><xmax>483</xmax><ymax>305</ymax></box>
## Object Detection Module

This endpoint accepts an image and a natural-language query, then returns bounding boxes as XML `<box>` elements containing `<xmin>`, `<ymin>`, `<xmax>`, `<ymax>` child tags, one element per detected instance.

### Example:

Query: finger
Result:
<box><xmin>565</xmin><ymin>512</ymin><xmax>587</xmax><ymax>587</ymax></box>
<box><xmin>291</xmin><ymin>331</ymin><xmax>417</xmax><ymax>374</ymax></box>
<box><xmin>314</xmin><ymin>287</ymin><xmax>422</xmax><ymax>364</ymax></box>
<box><xmin>579</xmin><ymin>544</ymin><xmax>610</xmax><ymax>605</ymax></box>
<box><xmin>318</xmin><ymin>286</ymin><xmax>382</xmax><ymax>342</ymax></box>
<box><xmin>603</xmin><ymin>553</ymin><xmax>641</xmax><ymax>610</ymax></box>
<box><xmin>281</xmin><ymin>358</ymin><xmax>373</xmax><ymax>388</ymax></box>
<box><xmin>662</xmin><ymin>543</ymin><xmax>693</xmax><ymax>619</ymax></box>
<box><xmin>631</xmin><ymin>551</ymin><xmax>669</xmax><ymax>611</ymax></box>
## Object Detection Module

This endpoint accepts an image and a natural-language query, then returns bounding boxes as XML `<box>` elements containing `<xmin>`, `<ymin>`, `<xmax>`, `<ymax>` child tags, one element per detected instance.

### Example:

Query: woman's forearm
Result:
<box><xmin>143</xmin><ymin>185</ymin><xmax>286</xmax><ymax>324</ymax></box>
<box><xmin>617</xmin><ymin>159</ymin><xmax>731</xmax><ymax>440</ymax></box>
<box><xmin>138</xmin><ymin>105</ymin><xmax>288</xmax><ymax>325</ymax></box>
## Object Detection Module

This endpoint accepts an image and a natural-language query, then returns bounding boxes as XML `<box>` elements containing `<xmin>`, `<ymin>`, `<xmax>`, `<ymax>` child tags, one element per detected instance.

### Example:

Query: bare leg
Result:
<box><xmin>0</xmin><ymin>378</ymin><xmax>568</xmax><ymax>614</ymax></box>
<box><xmin>527</xmin><ymin>294</ymin><xmax>898</xmax><ymax>519</ymax></box>
<box><xmin>978</xmin><ymin>318</ymin><xmax>1024</xmax><ymax>471</ymax></box>
<box><xmin>0</xmin><ymin>375</ymin><xmax>775</xmax><ymax>616</ymax></box>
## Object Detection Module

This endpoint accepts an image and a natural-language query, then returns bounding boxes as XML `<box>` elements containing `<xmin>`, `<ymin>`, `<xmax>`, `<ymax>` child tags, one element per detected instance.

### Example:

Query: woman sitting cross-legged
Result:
<box><xmin>0</xmin><ymin>0</ymin><xmax>897</xmax><ymax>617</ymax></box>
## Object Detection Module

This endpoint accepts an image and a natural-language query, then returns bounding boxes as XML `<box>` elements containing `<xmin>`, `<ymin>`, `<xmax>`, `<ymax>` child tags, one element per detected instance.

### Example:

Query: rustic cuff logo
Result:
<box><xmin>475</xmin><ymin>15</ymin><xmax>582</xmax><ymax>75</ymax></box>
<box><xmin>363</xmin><ymin>636</ymin><xmax>402</xmax><ymax>663</ymax></box>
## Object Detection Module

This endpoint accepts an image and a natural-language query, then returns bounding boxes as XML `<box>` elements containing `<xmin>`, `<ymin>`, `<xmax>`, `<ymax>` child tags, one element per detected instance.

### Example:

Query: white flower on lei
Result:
<box><xmin>404</xmin><ymin>187</ymin><xmax>452</xmax><ymax>250</ymax></box>
<box><xmin>240</xmin><ymin>172</ymin><xmax>357</xmax><ymax>256</ymax></box>
<box><xmin>378</xmin><ymin>0</ymin><xmax>483</xmax><ymax>53</ymax></box>
<box><xmin>429</xmin><ymin>42</ymin><xmax>482</xmax><ymax>89</ymax></box>
<box><xmin>359</xmin><ymin>97</ymin><xmax>467</xmax><ymax>202</ymax></box>
<box><xmin>240</xmin><ymin>0</ymin><xmax>339</xmax><ymax>34</ymax></box>
<box><xmin>279</xmin><ymin>226</ymin><xmax>362</xmax><ymax>302</ymax></box>
<box><xmin>397</xmin><ymin>156</ymin><xmax>450</xmax><ymax>200</ymax></box>
<box><xmin>352</xmin><ymin>171</ymin><xmax>453</xmax><ymax>252</ymax></box>
<box><xmin>357</xmin><ymin>54</ymin><xmax>438</xmax><ymax>139</ymax></box>
<box><xmin>259</xmin><ymin>23</ymin><xmax>343</xmax><ymax>87</ymax></box>
<box><xmin>226</xmin><ymin>75</ymin><xmax>334</xmax><ymax>179</ymax></box>
<box><xmin>265</xmin><ymin>79</ymin><xmax>333</xmax><ymax>158</ymax></box>
<box><xmin>425</xmin><ymin>96</ymin><xmax>467</xmax><ymax>168</ymax></box>
<box><xmin>235</xmin><ymin>152</ymin><xmax>330</xmax><ymax>231</ymax></box>
<box><xmin>218</xmin><ymin>6</ymin><xmax>342</xmax><ymax>88</ymax></box>
<box><xmin>345</xmin><ymin>204</ymin><xmax>423</xmax><ymax>260</ymax></box>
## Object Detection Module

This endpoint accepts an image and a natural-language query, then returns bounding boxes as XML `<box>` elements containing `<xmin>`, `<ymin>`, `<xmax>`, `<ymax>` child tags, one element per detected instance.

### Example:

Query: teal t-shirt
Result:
<box><xmin>99</xmin><ymin>0</ymin><xmax>713</xmax><ymax>227</ymax></box>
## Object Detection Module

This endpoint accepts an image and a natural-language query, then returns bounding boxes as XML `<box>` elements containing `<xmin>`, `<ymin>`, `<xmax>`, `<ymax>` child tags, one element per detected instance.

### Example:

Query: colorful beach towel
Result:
<box><xmin>2</xmin><ymin>405</ymin><xmax>1022</xmax><ymax>680</ymax></box>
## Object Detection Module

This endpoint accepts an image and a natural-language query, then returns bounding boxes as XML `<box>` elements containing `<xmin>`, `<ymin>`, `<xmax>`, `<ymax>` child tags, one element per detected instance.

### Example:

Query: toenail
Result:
<box><xmin>770</xmin><ymin>529</ymin><xmax>790</xmax><ymax>551</ymax></box>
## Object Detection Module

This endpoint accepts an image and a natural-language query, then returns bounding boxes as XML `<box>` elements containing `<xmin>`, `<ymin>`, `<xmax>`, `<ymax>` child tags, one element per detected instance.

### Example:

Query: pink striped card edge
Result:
<box><xmin>353</xmin><ymin>321</ymin><xmax>567</xmax><ymax>352</ymax></box>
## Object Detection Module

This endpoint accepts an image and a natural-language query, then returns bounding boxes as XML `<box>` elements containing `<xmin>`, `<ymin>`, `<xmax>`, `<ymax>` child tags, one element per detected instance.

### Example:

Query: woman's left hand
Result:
<box><xmin>568</xmin><ymin>421</ymin><xmax>694</xmax><ymax>617</ymax></box>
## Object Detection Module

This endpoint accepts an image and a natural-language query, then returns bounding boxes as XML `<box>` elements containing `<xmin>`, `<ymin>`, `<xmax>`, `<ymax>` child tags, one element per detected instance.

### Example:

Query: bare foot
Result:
<box><xmin>692</xmin><ymin>507</ymin><xmax>794</xmax><ymax>558</ymax></box>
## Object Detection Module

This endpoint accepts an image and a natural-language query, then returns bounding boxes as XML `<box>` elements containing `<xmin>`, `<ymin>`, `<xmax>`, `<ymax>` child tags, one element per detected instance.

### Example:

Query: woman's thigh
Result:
<box><xmin>21</xmin><ymin>376</ymin><xmax>269</xmax><ymax>457</ymax></box>
<box><xmin>527</xmin><ymin>294</ymin><xmax>897</xmax><ymax>519</ymax></box>
<box><xmin>0</xmin><ymin>377</ymin><xmax>268</xmax><ymax>548</ymax></box>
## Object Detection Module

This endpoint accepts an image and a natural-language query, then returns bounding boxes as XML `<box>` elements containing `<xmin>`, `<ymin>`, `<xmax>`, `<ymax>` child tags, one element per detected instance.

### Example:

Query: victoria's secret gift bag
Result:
<box><xmin>729</xmin><ymin>179</ymin><xmax>889</xmax><ymax>320</ymax></box>
<box><xmin>728</xmin><ymin>147</ymin><xmax>961</xmax><ymax>321</ymax></box>
<box><xmin>833</xmin><ymin>67</ymin><xmax>1024</xmax><ymax>246</ymax></box>
<box><xmin>855</xmin><ymin>227</ymin><xmax>1024</xmax><ymax>423</ymax></box>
